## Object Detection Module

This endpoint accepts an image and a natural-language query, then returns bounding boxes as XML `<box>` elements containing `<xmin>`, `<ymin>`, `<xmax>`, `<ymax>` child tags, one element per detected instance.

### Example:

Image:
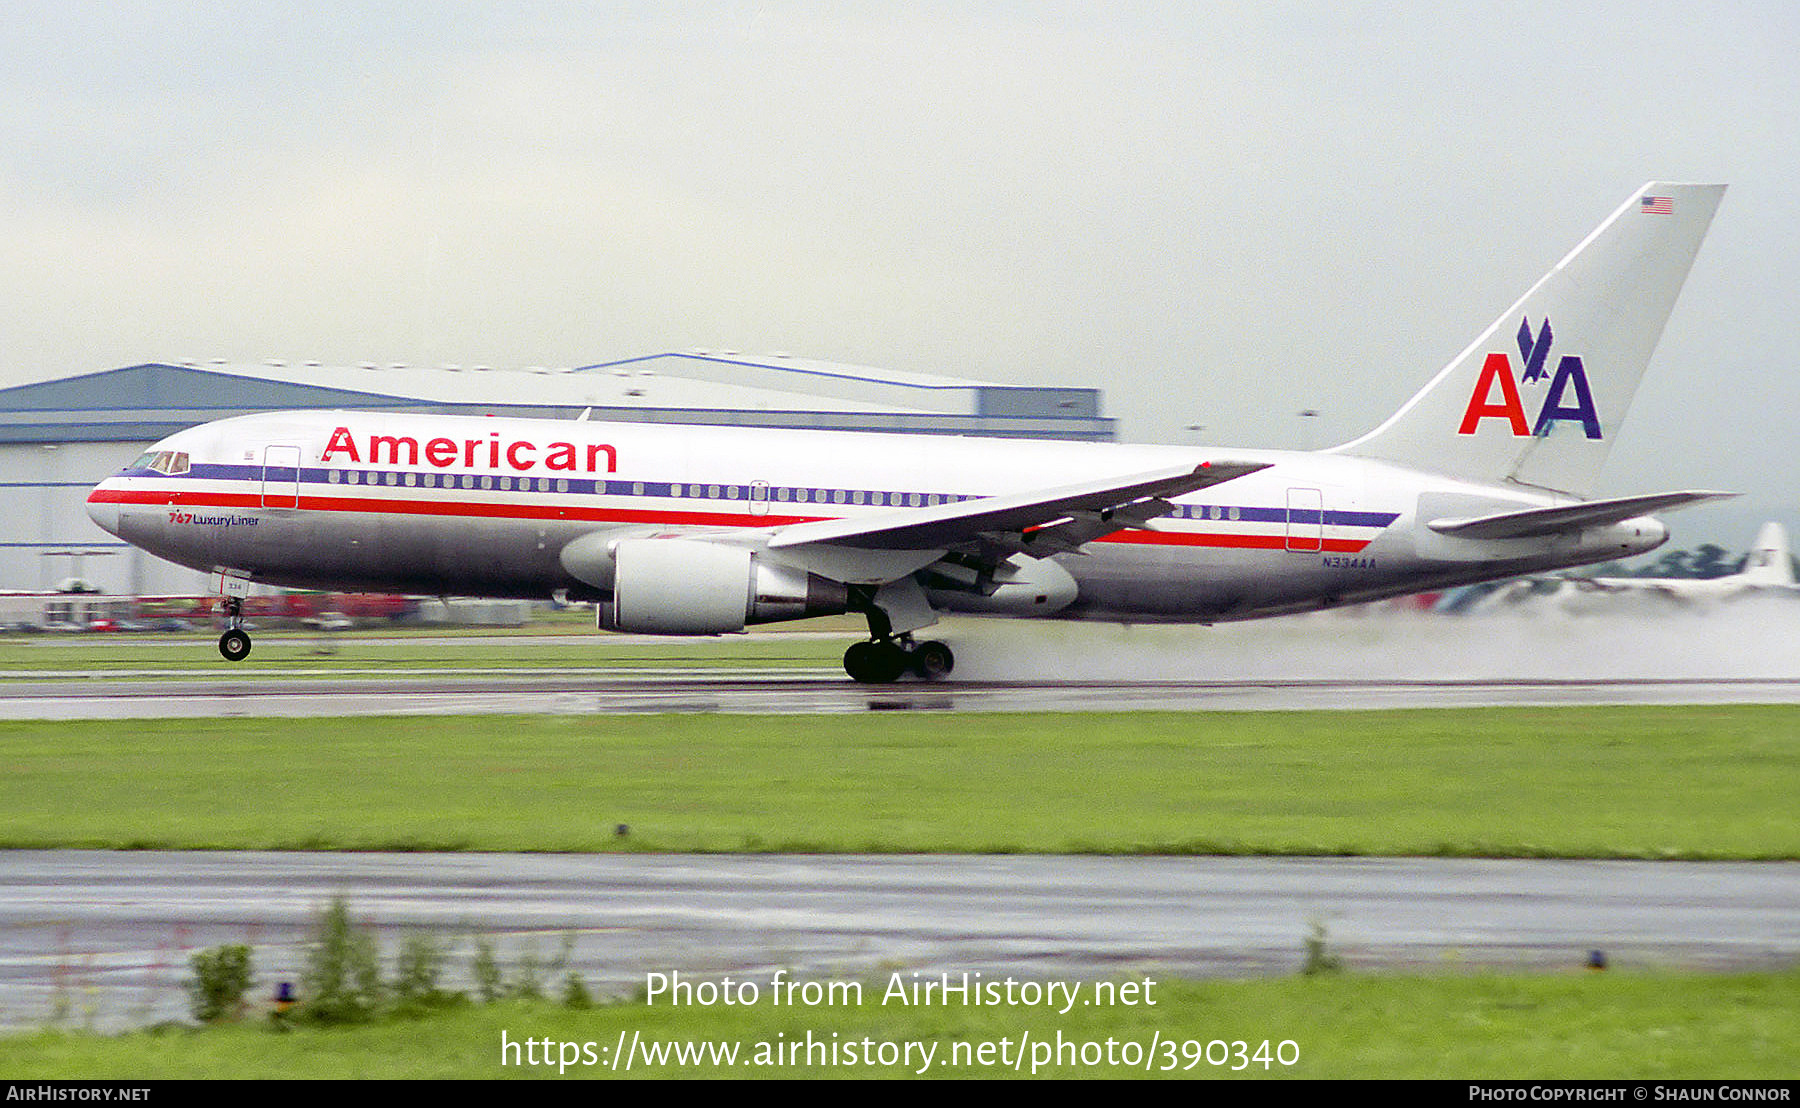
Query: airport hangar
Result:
<box><xmin>0</xmin><ymin>353</ymin><xmax>1113</xmax><ymax>597</ymax></box>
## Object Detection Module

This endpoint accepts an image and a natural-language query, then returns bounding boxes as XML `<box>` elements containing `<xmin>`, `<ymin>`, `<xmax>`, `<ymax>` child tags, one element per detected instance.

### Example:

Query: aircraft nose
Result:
<box><xmin>86</xmin><ymin>482</ymin><xmax>120</xmax><ymax>536</ymax></box>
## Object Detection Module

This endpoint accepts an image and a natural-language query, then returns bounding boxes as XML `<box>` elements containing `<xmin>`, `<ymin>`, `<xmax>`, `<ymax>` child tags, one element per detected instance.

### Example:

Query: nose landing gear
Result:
<box><xmin>217</xmin><ymin>598</ymin><xmax>251</xmax><ymax>661</ymax></box>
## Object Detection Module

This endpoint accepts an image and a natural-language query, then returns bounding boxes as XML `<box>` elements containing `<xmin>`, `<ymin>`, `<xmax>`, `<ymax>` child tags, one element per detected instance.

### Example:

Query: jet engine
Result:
<box><xmin>593</xmin><ymin>537</ymin><xmax>849</xmax><ymax>634</ymax></box>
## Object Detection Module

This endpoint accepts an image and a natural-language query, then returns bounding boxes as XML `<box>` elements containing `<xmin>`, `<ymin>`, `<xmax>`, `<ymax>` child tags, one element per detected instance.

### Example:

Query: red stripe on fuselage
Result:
<box><xmin>88</xmin><ymin>486</ymin><xmax>1377</xmax><ymax>553</ymax></box>
<box><xmin>1097</xmin><ymin>529</ymin><xmax>1371</xmax><ymax>553</ymax></box>
<box><xmin>89</xmin><ymin>485</ymin><xmax>823</xmax><ymax>529</ymax></box>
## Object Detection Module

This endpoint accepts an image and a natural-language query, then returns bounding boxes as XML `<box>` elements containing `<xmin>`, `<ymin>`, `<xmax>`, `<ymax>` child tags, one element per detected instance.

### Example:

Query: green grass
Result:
<box><xmin>5</xmin><ymin>970</ymin><xmax>1795</xmax><ymax>1078</ymax></box>
<box><xmin>0</xmin><ymin>706</ymin><xmax>1794</xmax><ymax>856</ymax></box>
<box><xmin>0</xmin><ymin>631</ymin><xmax>851</xmax><ymax>675</ymax></box>
<box><xmin>2</xmin><ymin>701</ymin><xmax>1795</xmax><ymax>1078</ymax></box>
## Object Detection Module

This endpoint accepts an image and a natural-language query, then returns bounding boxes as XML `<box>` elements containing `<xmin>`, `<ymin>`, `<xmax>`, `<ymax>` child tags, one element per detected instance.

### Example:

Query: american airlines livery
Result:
<box><xmin>87</xmin><ymin>182</ymin><xmax>1730</xmax><ymax>682</ymax></box>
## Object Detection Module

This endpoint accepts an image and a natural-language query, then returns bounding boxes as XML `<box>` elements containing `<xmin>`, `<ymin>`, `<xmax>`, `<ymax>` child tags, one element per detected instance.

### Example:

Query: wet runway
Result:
<box><xmin>6</xmin><ymin>670</ymin><xmax>1800</xmax><ymax>718</ymax></box>
<box><xmin>3</xmin><ymin>851</ymin><xmax>1795</xmax><ymax>1031</ymax></box>
<box><xmin>9</xmin><ymin>609</ymin><xmax>1800</xmax><ymax>717</ymax></box>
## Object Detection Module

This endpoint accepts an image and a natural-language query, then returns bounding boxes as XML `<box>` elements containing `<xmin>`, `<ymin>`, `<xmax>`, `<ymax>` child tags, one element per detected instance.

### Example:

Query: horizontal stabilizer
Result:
<box><xmin>1427</xmin><ymin>490</ymin><xmax>1735</xmax><ymax>540</ymax></box>
<box><xmin>769</xmin><ymin>460</ymin><xmax>1268</xmax><ymax>552</ymax></box>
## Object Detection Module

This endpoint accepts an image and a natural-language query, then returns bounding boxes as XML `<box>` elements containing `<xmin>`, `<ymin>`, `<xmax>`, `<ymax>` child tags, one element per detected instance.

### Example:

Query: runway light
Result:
<box><xmin>615</xmin><ymin>824</ymin><xmax>630</xmax><ymax>839</ymax></box>
<box><xmin>1586</xmin><ymin>949</ymin><xmax>1608</xmax><ymax>971</ymax></box>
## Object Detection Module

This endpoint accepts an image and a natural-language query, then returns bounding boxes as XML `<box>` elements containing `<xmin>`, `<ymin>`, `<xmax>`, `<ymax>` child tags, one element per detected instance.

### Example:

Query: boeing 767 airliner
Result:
<box><xmin>87</xmin><ymin>182</ymin><xmax>1730</xmax><ymax>682</ymax></box>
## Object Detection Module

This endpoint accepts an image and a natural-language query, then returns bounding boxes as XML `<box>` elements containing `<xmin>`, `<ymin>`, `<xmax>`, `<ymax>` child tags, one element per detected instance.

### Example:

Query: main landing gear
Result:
<box><xmin>842</xmin><ymin>602</ymin><xmax>954</xmax><ymax>684</ymax></box>
<box><xmin>217</xmin><ymin>598</ymin><xmax>251</xmax><ymax>662</ymax></box>
<box><xmin>842</xmin><ymin>635</ymin><xmax>955</xmax><ymax>684</ymax></box>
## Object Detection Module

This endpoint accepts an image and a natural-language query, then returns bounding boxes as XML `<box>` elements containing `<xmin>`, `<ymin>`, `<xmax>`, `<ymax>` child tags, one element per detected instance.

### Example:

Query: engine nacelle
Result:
<box><xmin>597</xmin><ymin>538</ymin><xmax>849</xmax><ymax>634</ymax></box>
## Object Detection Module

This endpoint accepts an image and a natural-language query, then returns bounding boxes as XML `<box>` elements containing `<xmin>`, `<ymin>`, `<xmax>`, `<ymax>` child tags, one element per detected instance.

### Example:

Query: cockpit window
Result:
<box><xmin>132</xmin><ymin>451</ymin><xmax>191</xmax><ymax>475</ymax></box>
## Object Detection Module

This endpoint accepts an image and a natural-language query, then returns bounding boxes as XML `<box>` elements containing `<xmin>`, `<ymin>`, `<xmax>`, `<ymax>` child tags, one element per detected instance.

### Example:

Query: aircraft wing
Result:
<box><xmin>767</xmin><ymin>460</ymin><xmax>1269</xmax><ymax>557</ymax></box>
<box><xmin>1425</xmin><ymin>490</ymin><xmax>1734</xmax><ymax>541</ymax></box>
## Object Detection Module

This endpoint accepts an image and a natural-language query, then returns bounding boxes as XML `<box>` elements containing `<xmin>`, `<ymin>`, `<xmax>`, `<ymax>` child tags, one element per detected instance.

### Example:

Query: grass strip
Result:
<box><xmin>0</xmin><ymin>706</ymin><xmax>1794</xmax><ymax>856</ymax></box>
<box><xmin>5</xmin><ymin>970</ymin><xmax>1795</xmax><ymax>1079</ymax></box>
<box><xmin>0</xmin><ymin>635</ymin><xmax>850</xmax><ymax>674</ymax></box>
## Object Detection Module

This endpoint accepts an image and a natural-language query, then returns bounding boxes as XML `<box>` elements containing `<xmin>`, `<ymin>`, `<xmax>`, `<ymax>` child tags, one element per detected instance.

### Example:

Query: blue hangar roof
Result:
<box><xmin>0</xmin><ymin>353</ymin><xmax>1115</xmax><ymax>444</ymax></box>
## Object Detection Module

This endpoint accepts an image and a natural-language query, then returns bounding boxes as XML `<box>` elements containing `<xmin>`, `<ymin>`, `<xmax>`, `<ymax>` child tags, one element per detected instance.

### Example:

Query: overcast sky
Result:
<box><xmin>3</xmin><ymin>2</ymin><xmax>1795</xmax><ymax>546</ymax></box>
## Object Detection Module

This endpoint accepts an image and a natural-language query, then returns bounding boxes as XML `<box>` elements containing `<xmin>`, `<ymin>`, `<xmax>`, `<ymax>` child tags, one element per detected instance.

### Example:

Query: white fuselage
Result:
<box><xmin>85</xmin><ymin>410</ymin><xmax>1667</xmax><ymax>624</ymax></box>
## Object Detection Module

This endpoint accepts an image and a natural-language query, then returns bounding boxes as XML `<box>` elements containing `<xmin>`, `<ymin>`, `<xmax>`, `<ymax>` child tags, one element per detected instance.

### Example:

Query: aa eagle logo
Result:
<box><xmin>1457</xmin><ymin>317</ymin><xmax>1603</xmax><ymax>440</ymax></box>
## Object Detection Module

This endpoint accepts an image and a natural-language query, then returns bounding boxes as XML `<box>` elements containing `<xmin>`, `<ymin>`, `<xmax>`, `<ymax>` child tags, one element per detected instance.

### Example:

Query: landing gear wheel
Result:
<box><xmin>911</xmin><ymin>640</ymin><xmax>954</xmax><ymax>681</ymax></box>
<box><xmin>218</xmin><ymin>628</ymin><xmax>252</xmax><ymax>662</ymax></box>
<box><xmin>844</xmin><ymin>640</ymin><xmax>909</xmax><ymax>684</ymax></box>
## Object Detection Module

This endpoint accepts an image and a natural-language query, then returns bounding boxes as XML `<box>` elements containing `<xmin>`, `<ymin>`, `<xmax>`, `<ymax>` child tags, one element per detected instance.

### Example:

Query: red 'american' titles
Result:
<box><xmin>320</xmin><ymin>426</ymin><xmax>619</xmax><ymax>473</ymax></box>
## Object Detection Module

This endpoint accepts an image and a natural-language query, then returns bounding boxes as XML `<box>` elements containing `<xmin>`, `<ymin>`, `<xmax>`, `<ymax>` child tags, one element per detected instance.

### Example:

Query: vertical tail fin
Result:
<box><xmin>1337</xmin><ymin>182</ymin><xmax>1725</xmax><ymax>496</ymax></box>
<box><xmin>1738</xmin><ymin>522</ymin><xmax>1794</xmax><ymax>586</ymax></box>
